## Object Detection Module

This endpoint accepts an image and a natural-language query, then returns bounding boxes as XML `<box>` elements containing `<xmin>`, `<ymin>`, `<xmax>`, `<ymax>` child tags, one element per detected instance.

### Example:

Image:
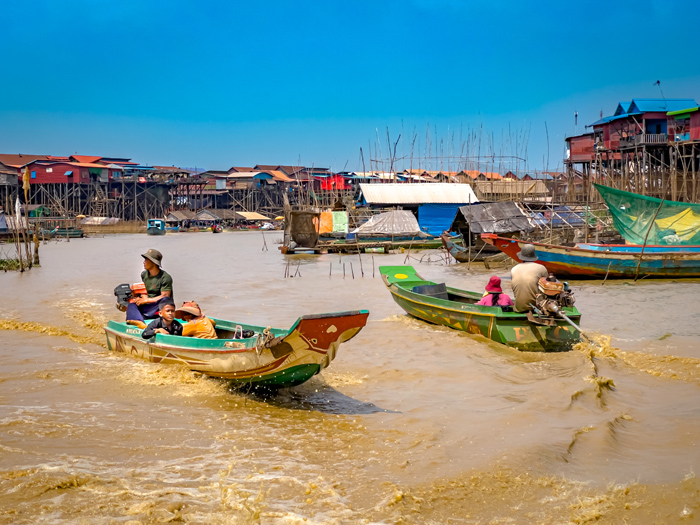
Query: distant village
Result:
<box><xmin>0</xmin><ymin>96</ymin><xmax>698</xmax><ymax>228</ymax></box>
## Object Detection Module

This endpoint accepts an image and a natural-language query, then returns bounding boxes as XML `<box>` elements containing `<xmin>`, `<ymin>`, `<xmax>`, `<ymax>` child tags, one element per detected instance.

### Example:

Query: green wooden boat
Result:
<box><xmin>380</xmin><ymin>265</ymin><xmax>581</xmax><ymax>352</ymax></box>
<box><xmin>104</xmin><ymin>310</ymin><xmax>369</xmax><ymax>388</ymax></box>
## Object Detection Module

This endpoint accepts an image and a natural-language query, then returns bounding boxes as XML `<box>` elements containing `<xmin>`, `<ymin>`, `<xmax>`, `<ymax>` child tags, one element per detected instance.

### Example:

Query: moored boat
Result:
<box><xmin>379</xmin><ymin>265</ymin><xmax>580</xmax><ymax>352</ymax></box>
<box><xmin>481</xmin><ymin>233</ymin><xmax>700</xmax><ymax>279</ymax></box>
<box><xmin>54</xmin><ymin>226</ymin><xmax>84</xmax><ymax>238</ymax></box>
<box><xmin>147</xmin><ymin>219</ymin><xmax>166</xmax><ymax>236</ymax></box>
<box><xmin>104</xmin><ymin>310</ymin><xmax>369</xmax><ymax>388</ymax></box>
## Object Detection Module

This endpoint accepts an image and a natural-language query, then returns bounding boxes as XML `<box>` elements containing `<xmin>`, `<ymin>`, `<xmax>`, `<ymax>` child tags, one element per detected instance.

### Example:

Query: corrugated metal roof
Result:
<box><xmin>614</xmin><ymin>102</ymin><xmax>631</xmax><ymax>116</ymax></box>
<box><xmin>359</xmin><ymin>183</ymin><xmax>477</xmax><ymax>205</ymax></box>
<box><xmin>237</xmin><ymin>211</ymin><xmax>271</xmax><ymax>221</ymax></box>
<box><xmin>629</xmin><ymin>98</ymin><xmax>697</xmax><ymax>113</ymax></box>
<box><xmin>451</xmin><ymin>201</ymin><xmax>534</xmax><ymax>234</ymax></box>
<box><xmin>196</xmin><ymin>208</ymin><xmax>239</xmax><ymax>220</ymax></box>
<box><xmin>0</xmin><ymin>154</ymin><xmax>49</xmax><ymax>168</ymax></box>
<box><xmin>268</xmin><ymin>170</ymin><xmax>293</xmax><ymax>182</ymax></box>
<box><xmin>166</xmin><ymin>210</ymin><xmax>197</xmax><ymax>221</ymax></box>
<box><xmin>71</xmin><ymin>155</ymin><xmax>102</xmax><ymax>164</ymax></box>
<box><xmin>226</xmin><ymin>171</ymin><xmax>259</xmax><ymax>178</ymax></box>
<box><xmin>474</xmin><ymin>180</ymin><xmax>548</xmax><ymax>195</ymax></box>
<box><xmin>668</xmin><ymin>105</ymin><xmax>699</xmax><ymax>117</ymax></box>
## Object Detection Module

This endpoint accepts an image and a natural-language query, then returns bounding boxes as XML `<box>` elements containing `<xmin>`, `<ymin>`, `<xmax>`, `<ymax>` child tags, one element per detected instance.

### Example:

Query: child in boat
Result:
<box><xmin>142</xmin><ymin>297</ymin><xmax>183</xmax><ymax>339</ymax></box>
<box><xmin>175</xmin><ymin>301</ymin><xmax>217</xmax><ymax>339</ymax></box>
<box><xmin>475</xmin><ymin>276</ymin><xmax>514</xmax><ymax>308</ymax></box>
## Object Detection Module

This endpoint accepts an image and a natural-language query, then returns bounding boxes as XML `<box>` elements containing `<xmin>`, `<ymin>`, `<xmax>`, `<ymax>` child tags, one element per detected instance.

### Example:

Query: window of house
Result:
<box><xmin>31</xmin><ymin>171</ymin><xmax>36</xmax><ymax>179</ymax></box>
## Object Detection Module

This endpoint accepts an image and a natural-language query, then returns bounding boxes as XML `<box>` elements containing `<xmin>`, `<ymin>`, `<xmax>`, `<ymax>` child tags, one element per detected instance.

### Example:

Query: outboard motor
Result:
<box><xmin>534</xmin><ymin>274</ymin><xmax>575</xmax><ymax>318</ymax></box>
<box><xmin>114</xmin><ymin>282</ymin><xmax>147</xmax><ymax>311</ymax></box>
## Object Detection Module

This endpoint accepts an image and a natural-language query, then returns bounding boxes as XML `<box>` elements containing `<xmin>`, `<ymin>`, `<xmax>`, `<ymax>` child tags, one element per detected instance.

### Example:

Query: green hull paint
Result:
<box><xmin>232</xmin><ymin>364</ymin><xmax>321</xmax><ymax>389</ymax></box>
<box><xmin>380</xmin><ymin>265</ymin><xmax>580</xmax><ymax>352</ymax></box>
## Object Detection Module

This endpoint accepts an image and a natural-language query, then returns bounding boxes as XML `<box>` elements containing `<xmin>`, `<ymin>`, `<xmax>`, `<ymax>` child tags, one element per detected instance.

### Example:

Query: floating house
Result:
<box><xmin>668</xmin><ymin>105</ymin><xmax>700</xmax><ymax>142</ymax></box>
<box><xmin>357</xmin><ymin>182</ymin><xmax>478</xmax><ymax>236</ymax></box>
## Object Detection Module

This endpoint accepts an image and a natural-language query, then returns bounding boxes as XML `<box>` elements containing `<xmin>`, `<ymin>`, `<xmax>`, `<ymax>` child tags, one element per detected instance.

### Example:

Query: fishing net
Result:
<box><xmin>595</xmin><ymin>183</ymin><xmax>700</xmax><ymax>245</ymax></box>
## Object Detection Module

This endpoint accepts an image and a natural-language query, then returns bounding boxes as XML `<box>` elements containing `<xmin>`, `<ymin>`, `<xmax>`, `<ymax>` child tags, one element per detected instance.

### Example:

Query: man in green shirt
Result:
<box><xmin>126</xmin><ymin>249</ymin><xmax>174</xmax><ymax>326</ymax></box>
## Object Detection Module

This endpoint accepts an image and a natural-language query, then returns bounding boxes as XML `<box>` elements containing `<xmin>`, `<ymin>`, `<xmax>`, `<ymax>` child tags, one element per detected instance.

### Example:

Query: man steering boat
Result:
<box><xmin>125</xmin><ymin>249</ymin><xmax>174</xmax><ymax>328</ymax></box>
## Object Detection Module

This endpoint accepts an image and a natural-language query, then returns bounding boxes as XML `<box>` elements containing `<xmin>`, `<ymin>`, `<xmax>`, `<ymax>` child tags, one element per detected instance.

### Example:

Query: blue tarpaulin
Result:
<box><xmin>417</xmin><ymin>203</ymin><xmax>467</xmax><ymax>235</ymax></box>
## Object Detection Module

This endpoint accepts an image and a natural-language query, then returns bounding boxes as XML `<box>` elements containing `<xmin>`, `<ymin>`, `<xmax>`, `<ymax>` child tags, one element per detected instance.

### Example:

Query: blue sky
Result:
<box><xmin>2</xmin><ymin>0</ymin><xmax>698</xmax><ymax>173</ymax></box>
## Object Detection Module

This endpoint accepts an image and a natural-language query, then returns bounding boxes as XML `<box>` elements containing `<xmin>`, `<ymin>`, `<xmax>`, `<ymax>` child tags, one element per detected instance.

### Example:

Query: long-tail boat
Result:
<box><xmin>481</xmin><ymin>233</ymin><xmax>700</xmax><ymax>279</ymax></box>
<box><xmin>379</xmin><ymin>265</ymin><xmax>580</xmax><ymax>352</ymax></box>
<box><xmin>104</xmin><ymin>311</ymin><xmax>369</xmax><ymax>388</ymax></box>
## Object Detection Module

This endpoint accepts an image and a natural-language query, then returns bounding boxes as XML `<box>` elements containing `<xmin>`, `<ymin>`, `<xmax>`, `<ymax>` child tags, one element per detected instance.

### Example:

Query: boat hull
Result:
<box><xmin>55</xmin><ymin>228</ymin><xmax>84</xmax><ymax>238</ymax></box>
<box><xmin>482</xmin><ymin>234</ymin><xmax>700</xmax><ymax>279</ymax></box>
<box><xmin>104</xmin><ymin>311</ymin><xmax>369</xmax><ymax>388</ymax></box>
<box><xmin>380</xmin><ymin>266</ymin><xmax>580</xmax><ymax>352</ymax></box>
<box><xmin>147</xmin><ymin>228</ymin><xmax>166</xmax><ymax>236</ymax></box>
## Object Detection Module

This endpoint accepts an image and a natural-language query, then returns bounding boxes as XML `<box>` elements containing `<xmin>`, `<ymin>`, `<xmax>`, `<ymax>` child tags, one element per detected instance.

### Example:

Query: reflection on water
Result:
<box><xmin>1</xmin><ymin>232</ymin><xmax>700</xmax><ymax>523</ymax></box>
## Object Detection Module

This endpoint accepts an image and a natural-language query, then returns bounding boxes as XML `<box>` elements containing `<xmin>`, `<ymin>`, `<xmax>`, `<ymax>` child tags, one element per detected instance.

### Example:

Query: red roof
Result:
<box><xmin>70</xmin><ymin>155</ymin><xmax>103</xmax><ymax>164</ymax></box>
<box><xmin>0</xmin><ymin>153</ymin><xmax>49</xmax><ymax>168</ymax></box>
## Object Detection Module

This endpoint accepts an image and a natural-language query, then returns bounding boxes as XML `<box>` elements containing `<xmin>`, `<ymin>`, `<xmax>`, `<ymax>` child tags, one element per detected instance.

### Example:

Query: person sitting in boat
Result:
<box><xmin>510</xmin><ymin>244</ymin><xmax>548</xmax><ymax>313</ymax></box>
<box><xmin>475</xmin><ymin>276</ymin><xmax>514</xmax><ymax>308</ymax></box>
<box><xmin>141</xmin><ymin>297</ymin><xmax>183</xmax><ymax>339</ymax></box>
<box><xmin>175</xmin><ymin>301</ymin><xmax>217</xmax><ymax>339</ymax></box>
<box><xmin>126</xmin><ymin>249</ymin><xmax>174</xmax><ymax>329</ymax></box>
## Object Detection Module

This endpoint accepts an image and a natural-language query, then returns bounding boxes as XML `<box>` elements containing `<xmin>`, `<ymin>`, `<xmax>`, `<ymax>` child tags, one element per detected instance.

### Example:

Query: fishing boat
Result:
<box><xmin>380</xmin><ymin>265</ymin><xmax>580</xmax><ymax>352</ymax></box>
<box><xmin>147</xmin><ymin>219</ymin><xmax>166</xmax><ymax>236</ymax></box>
<box><xmin>481</xmin><ymin>233</ymin><xmax>700</xmax><ymax>279</ymax></box>
<box><xmin>104</xmin><ymin>310</ymin><xmax>369</xmax><ymax>388</ymax></box>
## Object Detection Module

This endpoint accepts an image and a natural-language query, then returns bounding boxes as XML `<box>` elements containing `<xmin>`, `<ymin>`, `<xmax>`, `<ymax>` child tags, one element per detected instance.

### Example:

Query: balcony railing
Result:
<box><xmin>620</xmin><ymin>133</ymin><xmax>668</xmax><ymax>147</ymax></box>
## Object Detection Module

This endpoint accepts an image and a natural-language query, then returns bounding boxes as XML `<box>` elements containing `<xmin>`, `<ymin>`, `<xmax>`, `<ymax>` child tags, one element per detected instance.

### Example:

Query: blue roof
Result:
<box><xmin>628</xmin><ymin>98</ymin><xmax>697</xmax><ymax>113</ymax></box>
<box><xmin>614</xmin><ymin>102</ymin><xmax>631</xmax><ymax>116</ymax></box>
<box><xmin>590</xmin><ymin>98</ymin><xmax>698</xmax><ymax>127</ymax></box>
<box><xmin>590</xmin><ymin>112</ymin><xmax>642</xmax><ymax>126</ymax></box>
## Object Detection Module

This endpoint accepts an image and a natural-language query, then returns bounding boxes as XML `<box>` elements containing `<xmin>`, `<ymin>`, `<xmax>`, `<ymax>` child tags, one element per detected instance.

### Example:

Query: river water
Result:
<box><xmin>1</xmin><ymin>232</ymin><xmax>700</xmax><ymax>524</ymax></box>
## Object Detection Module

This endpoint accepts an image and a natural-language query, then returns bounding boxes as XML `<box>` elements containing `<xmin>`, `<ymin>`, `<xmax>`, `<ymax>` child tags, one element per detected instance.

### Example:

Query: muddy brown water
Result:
<box><xmin>1</xmin><ymin>232</ymin><xmax>700</xmax><ymax>524</ymax></box>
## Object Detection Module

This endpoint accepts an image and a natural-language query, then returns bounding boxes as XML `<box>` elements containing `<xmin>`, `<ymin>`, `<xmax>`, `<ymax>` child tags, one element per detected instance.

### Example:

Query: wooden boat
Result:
<box><xmin>55</xmin><ymin>227</ymin><xmax>84</xmax><ymax>238</ymax></box>
<box><xmin>441</xmin><ymin>233</ymin><xmax>470</xmax><ymax>262</ymax></box>
<box><xmin>104</xmin><ymin>310</ymin><xmax>369</xmax><ymax>388</ymax></box>
<box><xmin>147</xmin><ymin>219</ymin><xmax>166</xmax><ymax>236</ymax></box>
<box><xmin>481</xmin><ymin>233</ymin><xmax>700</xmax><ymax>279</ymax></box>
<box><xmin>440</xmin><ymin>233</ymin><xmax>497</xmax><ymax>262</ymax></box>
<box><xmin>380</xmin><ymin>265</ymin><xmax>580</xmax><ymax>352</ymax></box>
<box><xmin>165</xmin><ymin>225</ymin><xmax>180</xmax><ymax>233</ymax></box>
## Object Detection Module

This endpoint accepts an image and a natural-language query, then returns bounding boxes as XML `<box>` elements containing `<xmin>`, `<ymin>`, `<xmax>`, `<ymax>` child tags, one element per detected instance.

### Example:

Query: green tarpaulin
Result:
<box><xmin>595</xmin><ymin>183</ymin><xmax>700</xmax><ymax>245</ymax></box>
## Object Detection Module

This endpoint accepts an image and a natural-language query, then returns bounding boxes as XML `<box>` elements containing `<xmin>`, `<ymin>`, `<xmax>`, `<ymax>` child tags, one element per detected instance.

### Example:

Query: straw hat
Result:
<box><xmin>484</xmin><ymin>276</ymin><xmax>503</xmax><ymax>293</ymax></box>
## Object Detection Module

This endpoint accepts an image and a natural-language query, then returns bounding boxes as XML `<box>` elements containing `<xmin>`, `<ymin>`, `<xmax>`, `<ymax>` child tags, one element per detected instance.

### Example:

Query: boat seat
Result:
<box><xmin>412</xmin><ymin>283</ymin><xmax>449</xmax><ymax>300</ymax></box>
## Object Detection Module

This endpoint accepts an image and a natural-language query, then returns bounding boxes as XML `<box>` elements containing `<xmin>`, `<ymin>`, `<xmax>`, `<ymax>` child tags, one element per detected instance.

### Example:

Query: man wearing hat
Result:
<box><xmin>126</xmin><ymin>249</ymin><xmax>174</xmax><ymax>327</ymax></box>
<box><xmin>510</xmin><ymin>244</ymin><xmax>548</xmax><ymax>313</ymax></box>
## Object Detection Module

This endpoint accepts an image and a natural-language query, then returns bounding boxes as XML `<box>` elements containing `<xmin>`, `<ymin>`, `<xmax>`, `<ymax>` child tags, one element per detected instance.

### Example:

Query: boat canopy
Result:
<box><xmin>595</xmin><ymin>184</ymin><xmax>700</xmax><ymax>245</ymax></box>
<box><xmin>450</xmin><ymin>201</ymin><xmax>535</xmax><ymax>234</ymax></box>
<box><xmin>352</xmin><ymin>210</ymin><xmax>427</xmax><ymax>237</ymax></box>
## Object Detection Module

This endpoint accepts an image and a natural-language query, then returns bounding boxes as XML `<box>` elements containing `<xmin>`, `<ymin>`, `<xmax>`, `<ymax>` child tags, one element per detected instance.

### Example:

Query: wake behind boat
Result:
<box><xmin>104</xmin><ymin>310</ymin><xmax>369</xmax><ymax>389</ymax></box>
<box><xmin>380</xmin><ymin>265</ymin><xmax>581</xmax><ymax>352</ymax></box>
